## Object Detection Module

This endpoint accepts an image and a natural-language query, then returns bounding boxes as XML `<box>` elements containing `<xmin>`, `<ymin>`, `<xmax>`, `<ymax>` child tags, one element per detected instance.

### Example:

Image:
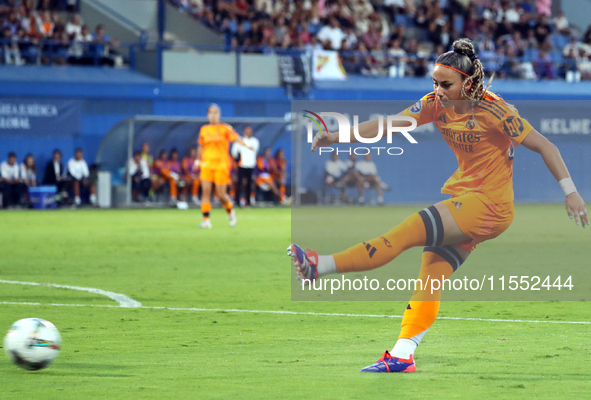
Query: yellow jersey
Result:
<box><xmin>402</xmin><ymin>91</ymin><xmax>533</xmax><ymax>204</ymax></box>
<box><xmin>198</xmin><ymin>123</ymin><xmax>239</xmax><ymax>170</ymax></box>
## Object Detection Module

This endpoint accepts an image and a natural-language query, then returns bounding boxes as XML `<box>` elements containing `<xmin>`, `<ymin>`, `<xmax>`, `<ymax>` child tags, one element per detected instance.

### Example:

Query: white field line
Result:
<box><xmin>0</xmin><ymin>301</ymin><xmax>590</xmax><ymax>325</ymax></box>
<box><xmin>0</xmin><ymin>279</ymin><xmax>141</xmax><ymax>308</ymax></box>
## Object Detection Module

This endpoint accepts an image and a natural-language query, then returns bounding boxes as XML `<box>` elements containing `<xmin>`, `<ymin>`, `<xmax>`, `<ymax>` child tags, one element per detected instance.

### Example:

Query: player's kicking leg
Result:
<box><xmin>288</xmin><ymin>202</ymin><xmax>471</xmax><ymax>372</ymax></box>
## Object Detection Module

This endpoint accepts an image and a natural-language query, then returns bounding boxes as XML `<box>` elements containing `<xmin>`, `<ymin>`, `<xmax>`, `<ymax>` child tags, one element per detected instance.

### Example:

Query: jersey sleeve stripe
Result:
<box><xmin>480</xmin><ymin>99</ymin><xmax>508</xmax><ymax>115</ymax></box>
<box><xmin>475</xmin><ymin>104</ymin><xmax>503</xmax><ymax>120</ymax></box>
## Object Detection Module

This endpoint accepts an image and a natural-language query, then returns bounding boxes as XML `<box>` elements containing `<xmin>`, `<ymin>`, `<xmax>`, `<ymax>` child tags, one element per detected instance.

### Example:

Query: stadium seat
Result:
<box><xmin>394</xmin><ymin>15</ymin><xmax>407</xmax><ymax>26</ymax></box>
<box><xmin>453</xmin><ymin>14</ymin><xmax>464</xmax><ymax>34</ymax></box>
<box><xmin>550</xmin><ymin>50</ymin><xmax>563</xmax><ymax>63</ymax></box>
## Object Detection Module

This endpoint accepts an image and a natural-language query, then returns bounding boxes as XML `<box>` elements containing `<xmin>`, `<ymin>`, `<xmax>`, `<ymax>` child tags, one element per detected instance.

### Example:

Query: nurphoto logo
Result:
<box><xmin>303</xmin><ymin>111</ymin><xmax>418</xmax><ymax>156</ymax></box>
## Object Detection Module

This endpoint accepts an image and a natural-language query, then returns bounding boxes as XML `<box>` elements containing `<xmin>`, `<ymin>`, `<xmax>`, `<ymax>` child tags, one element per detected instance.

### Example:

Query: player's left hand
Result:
<box><xmin>565</xmin><ymin>192</ymin><xmax>589</xmax><ymax>228</ymax></box>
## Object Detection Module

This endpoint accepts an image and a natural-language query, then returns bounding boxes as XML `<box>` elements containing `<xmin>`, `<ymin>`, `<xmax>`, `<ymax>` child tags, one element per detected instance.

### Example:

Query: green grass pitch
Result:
<box><xmin>0</xmin><ymin>206</ymin><xmax>590</xmax><ymax>399</ymax></box>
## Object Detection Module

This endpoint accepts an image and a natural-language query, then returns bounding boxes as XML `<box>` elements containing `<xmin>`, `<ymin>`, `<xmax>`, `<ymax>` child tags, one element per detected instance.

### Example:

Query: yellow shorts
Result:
<box><xmin>200</xmin><ymin>167</ymin><xmax>230</xmax><ymax>186</ymax></box>
<box><xmin>442</xmin><ymin>192</ymin><xmax>515</xmax><ymax>251</ymax></box>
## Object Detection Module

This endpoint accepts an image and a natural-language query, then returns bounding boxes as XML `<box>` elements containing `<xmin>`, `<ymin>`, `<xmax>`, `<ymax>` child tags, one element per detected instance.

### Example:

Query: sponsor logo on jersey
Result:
<box><xmin>503</xmin><ymin>116</ymin><xmax>525</xmax><ymax>138</ymax></box>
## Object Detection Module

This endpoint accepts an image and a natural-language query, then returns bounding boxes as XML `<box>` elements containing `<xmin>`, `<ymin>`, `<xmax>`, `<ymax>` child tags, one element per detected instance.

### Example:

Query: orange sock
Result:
<box><xmin>223</xmin><ymin>201</ymin><xmax>233</xmax><ymax>215</ymax></box>
<box><xmin>333</xmin><ymin>212</ymin><xmax>427</xmax><ymax>273</ymax></box>
<box><xmin>279</xmin><ymin>185</ymin><xmax>286</xmax><ymax>201</ymax></box>
<box><xmin>201</xmin><ymin>202</ymin><xmax>212</xmax><ymax>219</ymax></box>
<box><xmin>398</xmin><ymin>249</ymin><xmax>457</xmax><ymax>340</ymax></box>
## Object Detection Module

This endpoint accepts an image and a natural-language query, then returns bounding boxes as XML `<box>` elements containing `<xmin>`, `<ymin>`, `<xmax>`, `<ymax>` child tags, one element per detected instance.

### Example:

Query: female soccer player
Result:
<box><xmin>196</xmin><ymin>104</ymin><xmax>253</xmax><ymax>228</ymax></box>
<box><xmin>289</xmin><ymin>38</ymin><xmax>589</xmax><ymax>373</ymax></box>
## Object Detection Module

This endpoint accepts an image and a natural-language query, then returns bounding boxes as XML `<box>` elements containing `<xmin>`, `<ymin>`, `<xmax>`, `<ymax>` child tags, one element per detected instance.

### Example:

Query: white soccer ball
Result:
<box><xmin>4</xmin><ymin>318</ymin><xmax>61</xmax><ymax>371</ymax></box>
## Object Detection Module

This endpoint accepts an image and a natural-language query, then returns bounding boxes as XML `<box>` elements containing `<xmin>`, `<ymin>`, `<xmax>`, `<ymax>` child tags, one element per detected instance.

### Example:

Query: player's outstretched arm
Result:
<box><xmin>521</xmin><ymin>129</ymin><xmax>589</xmax><ymax>227</ymax></box>
<box><xmin>311</xmin><ymin>112</ymin><xmax>412</xmax><ymax>152</ymax></box>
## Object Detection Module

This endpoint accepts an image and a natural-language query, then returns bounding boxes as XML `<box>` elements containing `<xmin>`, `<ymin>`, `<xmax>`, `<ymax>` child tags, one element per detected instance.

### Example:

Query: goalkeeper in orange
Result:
<box><xmin>289</xmin><ymin>38</ymin><xmax>589</xmax><ymax>373</ymax></box>
<box><xmin>196</xmin><ymin>104</ymin><xmax>253</xmax><ymax>228</ymax></box>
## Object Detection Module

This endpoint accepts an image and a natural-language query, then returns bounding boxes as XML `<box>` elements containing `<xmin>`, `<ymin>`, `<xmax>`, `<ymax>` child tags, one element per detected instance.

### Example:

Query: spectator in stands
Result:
<box><xmin>232</xmin><ymin>125</ymin><xmax>259</xmax><ymax>207</ymax></box>
<box><xmin>66</xmin><ymin>13</ymin><xmax>83</xmax><ymax>39</ymax></box>
<box><xmin>128</xmin><ymin>151</ymin><xmax>151</xmax><ymax>202</ymax></box>
<box><xmin>68</xmin><ymin>148</ymin><xmax>97</xmax><ymax>206</ymax></box>
<box><xmin>553</xmin><ymin>11</ymin><xmax>570</xmax><ymax>36</ymax></box>
<box><xmin>234</xmin><ymin>22</ymin><xmax>249</xmax><ymax>46</ymax></box>
<box><xmin>68</xmin><ymin>24</ymin><xmax>93</xmax><ymax>63</ymax></box>
<box><xmin>1</xmin><ymin>152</ymin><xmax>26</xmax><ymax>208</ymax></box>
<box><xmin>355</xmin><ymin>153</ymin><xmax>390</xmax><ymax>205</ymax></box>
<box><xmin>317</xmin><ymin>17</ymin><xmax>345</xmax><ymax>50</ymax></box>
<box><xmin>269</xmin><ymin>148</ymin><xmax>287</xmax><ymax>203</ymax></box>
<box><xmin>20</xmin><ymin>9</ymin><xmax>38</xmax><ymax>36</ymax></box>
<box><xmin>181</xmin><ymin>145</ymin><xmax>200</xmax><ymax>204</ymax></box>
<box><xmin>533</xmin><ymin>48</ymin><xmax>554</xmax><ymax>79</ymax></box>
<box><xmin>2</xmin><ymin>27</ymin><xmax>23</xmax><ymax>65</ymax></box>
<box><xmin>37</xmin><ymin>0</ymin><xmax>54</xmax><ymax>12</ymax></box>
<box><xmin>53</xmin><ymin>12</ymin><xmax>65</xmax><ymax>35</ymax></box>
<box><xmin>20</xmin><ymin>154</ymin><xmax>37</xmax><ymax>188</ymax></box>
<box><xmin>43</xmin><ymin>149</ymin><xmax>69</xmax><ymax>199</ymax></box>
<box><xmin>37</xmin><ymin>10</ymin><xmax>54</xmax><ymax>37</ymax></box>
<box><xmin>2</xmin><ymin>11</ymin><xmax>20</xmax><ymax>35</ymax></box>
<box><xmin>92</xmin><ymin>24</ymin><xmax>120</xmax><ymax>66</ymax></box>
<box><xmin>533</xmin><ymin>14</ymin><xmax>551</xmax><ymax>46</ymax></box>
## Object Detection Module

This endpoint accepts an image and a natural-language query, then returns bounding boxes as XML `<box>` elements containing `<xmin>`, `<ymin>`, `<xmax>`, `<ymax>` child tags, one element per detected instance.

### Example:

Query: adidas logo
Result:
<box><xmin>438</xmin><ymin>114</ymin><xmax>447</xmax><ymax>123</ymax></box>
<box><xmin>308</xmin><ymin>255</ymin><xmax>317</xmax><ymax>265</ymax></box>
<box><xmin>451</xmin><ymin>201</ymin><xmax>463</xmax><ymax>210</ymax></box>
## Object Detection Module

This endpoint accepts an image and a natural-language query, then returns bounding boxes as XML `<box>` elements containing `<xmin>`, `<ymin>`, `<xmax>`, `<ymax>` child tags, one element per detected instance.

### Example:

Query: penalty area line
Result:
<box><xmin>1</xmin><ymin>301</ymin><xmax>590</xmax><ymax>325</ymax></box>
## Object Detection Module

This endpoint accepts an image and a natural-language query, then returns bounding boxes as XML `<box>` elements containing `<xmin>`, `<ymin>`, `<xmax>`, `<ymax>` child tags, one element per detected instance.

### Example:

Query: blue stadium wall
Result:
<box><xmin>0</xmin><ymin>66</ymin><xmax>589</xmax><ymax>202</ymax></box>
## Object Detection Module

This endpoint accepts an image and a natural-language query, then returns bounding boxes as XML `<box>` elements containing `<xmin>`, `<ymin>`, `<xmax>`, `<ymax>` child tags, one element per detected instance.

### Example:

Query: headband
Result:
<box><xmin>435</xmin><ymin>63</ymin><xmax>470</xmax><ymax>77</ymax></box>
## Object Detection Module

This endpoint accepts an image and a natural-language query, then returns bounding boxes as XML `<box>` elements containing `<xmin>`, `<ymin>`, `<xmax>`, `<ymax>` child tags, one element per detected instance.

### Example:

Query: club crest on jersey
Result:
<box><xmin>409</xmin><ymin>100</ymin><xmax>422</xmax><ymax>114</ymax></box>
<box><xmin>466</xmin><ymin>118</ymin><xmax>475</xmax><ymax>129</ymax></box>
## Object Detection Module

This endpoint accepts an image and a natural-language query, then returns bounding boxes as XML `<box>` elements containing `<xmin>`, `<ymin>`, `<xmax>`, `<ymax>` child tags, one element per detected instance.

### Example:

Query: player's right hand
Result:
<box><xmin>565</xmin><ymin>192</ymin><xmax>589</xmax><ymax>228</ymax></box>
<box><xmin>311</xmin><ymin>131</ymin><xmax>338</xmax><ymax>152</ymax></box>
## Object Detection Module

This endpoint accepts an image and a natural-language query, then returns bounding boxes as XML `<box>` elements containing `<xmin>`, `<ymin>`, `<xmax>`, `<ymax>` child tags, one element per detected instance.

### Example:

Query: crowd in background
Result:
<box><xmin>129</xmin><ymin>137</ymin><xmax>288</xmax><ymax>207</ymax></box>
<box><xmin>0</xmin><ymin>148</ymin><xmax>96</xmax><ymax>208</ymax></box>
<box><xmin>0</xmin><ymin>0</ymin><xmax>121</xmax><ymax>66</ymax></box>
<box><xmin>172</xmin><ymin>0</ymin><xmax>591</xmax><ymax>80</ymax></box>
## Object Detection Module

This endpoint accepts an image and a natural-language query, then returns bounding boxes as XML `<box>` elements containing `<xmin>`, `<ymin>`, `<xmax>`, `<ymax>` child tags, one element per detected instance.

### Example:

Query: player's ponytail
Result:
<box><xmin>435</xmin><ymin>38</ymin><xmax>492</xmax><ymax>103</ymax></box>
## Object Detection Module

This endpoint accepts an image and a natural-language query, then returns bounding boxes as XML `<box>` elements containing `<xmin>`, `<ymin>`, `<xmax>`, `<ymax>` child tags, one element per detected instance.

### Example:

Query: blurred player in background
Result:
<box><xmin>168</xmin><ymin>148</ymin><xmax>183</xmax><ymax>201</ymax></box>
<box><xmin>255</xmin><ymin>147</ymin><xmax>281</xmax><ymax>203</ymax></box>
<box><xmin>152</xmin><ymin>150</ymin><xmax>177</xmax><ymax>203</ymax></box>
<box><xmin>182</xmin><ymin>145</ymin><xmax>200</xmax><ymax>205</ymax></box>
<box><xmin>269</xmin><ymin>148</ymin><xmax>288</xmax><ymax>204</ymax></box>
<box><xmin>195</xmin><ymin>104</ymin><xmax>253</xmax><ymax>228</ymax></box>
<box><xmin>290</xmin><ymin>38</ymin><xmax>589</xmax><ymax>373</ymax></box>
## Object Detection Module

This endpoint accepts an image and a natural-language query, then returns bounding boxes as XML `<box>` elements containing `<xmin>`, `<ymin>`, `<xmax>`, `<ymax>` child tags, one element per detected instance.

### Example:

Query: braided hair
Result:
<box><xmin>434</xmin><ymin>38</ymin><xmax>512</xmax><ymax>127</ymax></box>
<box><xmin>435</xmin><ymin>38</ymin><xmax>492</xmax><ymax>103</ymax></box>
